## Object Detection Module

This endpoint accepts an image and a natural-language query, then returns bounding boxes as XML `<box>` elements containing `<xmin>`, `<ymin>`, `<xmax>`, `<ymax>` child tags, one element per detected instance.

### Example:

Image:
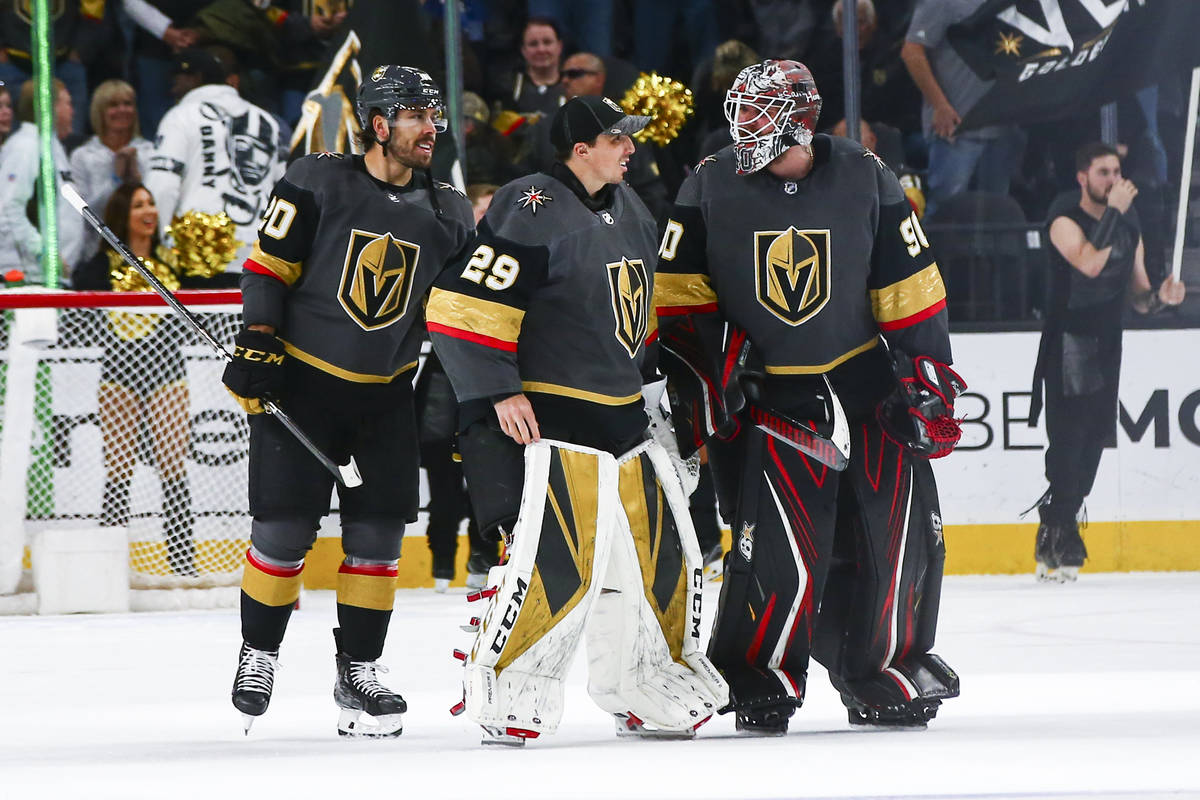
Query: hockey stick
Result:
<box><xmin>61</xmin><ymin>183</ymin><xmax>363</xmax><ymax>488</ymax></box>
<box><xmin>747</xmin><ymin>375</ymin><xmax>850</xmax><ymax>471</ymax></box>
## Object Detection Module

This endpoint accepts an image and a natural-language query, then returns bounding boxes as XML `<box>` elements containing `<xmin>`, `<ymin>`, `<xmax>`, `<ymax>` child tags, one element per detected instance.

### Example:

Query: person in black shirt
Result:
<box><xmin>1029</xmin><ymin>142</ymin><xmax>1185</xmax><ymax>581</ymax></box>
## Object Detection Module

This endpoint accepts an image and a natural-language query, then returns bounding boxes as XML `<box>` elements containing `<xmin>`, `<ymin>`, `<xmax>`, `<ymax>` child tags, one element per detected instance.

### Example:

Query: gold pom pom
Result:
<box><xmin>167</xmin><ymin>210</ymin><xmax>240</xmax><ymax>279</ymax></box>
<box><xmin>620</xmin><ymin>72</ymin><xmax>694</xmax><ymax>147</ymax></box>
<box><xmin>106</xmin><ymin>249</ymin><xmax>180</xmax><ymax>293</ymax></box>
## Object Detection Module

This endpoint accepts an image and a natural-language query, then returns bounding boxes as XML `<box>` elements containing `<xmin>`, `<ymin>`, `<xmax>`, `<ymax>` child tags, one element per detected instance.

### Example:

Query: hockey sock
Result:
<box><xmin>101</xmin><ymin>478</ymin><xmax>131</xmax><ymax>527</ymax></box>
<box><xmin>335</xmin><ymin>558</ymin><xmax>398</xmax><ymax>661</ymax></box>
<box><xmin>240</xmin><ymin>546</ymin><xmax>304</xmax><ymax>651</ymax></box>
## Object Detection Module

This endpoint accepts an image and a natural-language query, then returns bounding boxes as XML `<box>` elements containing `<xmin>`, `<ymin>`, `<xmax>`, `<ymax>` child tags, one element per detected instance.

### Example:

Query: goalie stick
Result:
<box><xmin>61</xmin><ymin>183</ymin><xmax>363</xmax><ymax>488</ymax></box>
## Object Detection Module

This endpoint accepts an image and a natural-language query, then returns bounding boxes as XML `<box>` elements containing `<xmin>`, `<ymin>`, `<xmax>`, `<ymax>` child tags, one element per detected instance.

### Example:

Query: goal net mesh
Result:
<box><xmin>0</xmin><ymin>291</ymin><xmax>249</xmax><ymax>596</ymax></box>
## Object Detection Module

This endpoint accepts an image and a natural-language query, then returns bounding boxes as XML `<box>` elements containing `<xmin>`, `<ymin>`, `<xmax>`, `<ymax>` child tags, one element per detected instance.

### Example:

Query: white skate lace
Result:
<box><xmin>236</xmin><ymin>648</ymin><xmax>278</xmax><ymax>694</ymax></box>
<box><xmin>348</xmin><ymin>661</ymin><xmax>392</xmax><ymax>698</ymax></box>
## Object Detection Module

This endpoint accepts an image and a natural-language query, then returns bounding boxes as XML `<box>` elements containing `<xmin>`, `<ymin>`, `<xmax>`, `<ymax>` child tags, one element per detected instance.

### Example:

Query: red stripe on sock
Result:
<box><xmin>338</xmin><ymin>562</ymin><xmax>398</xmax><ymax>578</ymax></box>
<box><xmin>245</xmin><ymin>548</ymin><xmax>303</xmax><ymax>577</ymax></box>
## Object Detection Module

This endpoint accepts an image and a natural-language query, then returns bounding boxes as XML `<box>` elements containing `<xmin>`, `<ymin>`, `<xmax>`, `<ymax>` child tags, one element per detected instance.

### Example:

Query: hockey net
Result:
<box><xmin>0</xmin><ymin>289</ymin><xmax>248</xmax><ymax>612</ymax></box>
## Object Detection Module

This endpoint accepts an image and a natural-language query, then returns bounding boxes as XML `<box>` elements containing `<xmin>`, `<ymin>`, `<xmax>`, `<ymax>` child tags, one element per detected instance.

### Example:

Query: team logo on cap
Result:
<box><xmin>754</xmin><ymin>227</ymin><xmax>831</xmax><ymax>326</ymax></box>
<box><xmin>372</xmin><ymin>66</ymin><xmax>387</xmax><ymax>81</ymax></box>
<box><xmin>606</xmin><ymin>257</ymin><xmax>649</xmax><ymax>358</ymax></box>
<box><xmin>602</xmin><ymin>97</ymin><xmax>623</xmax><ymax>113</ymax></box>
<box><xmin>338</xmin><ymin>229</ymin><xmax>420</xmax><ymax>330</ymax></box>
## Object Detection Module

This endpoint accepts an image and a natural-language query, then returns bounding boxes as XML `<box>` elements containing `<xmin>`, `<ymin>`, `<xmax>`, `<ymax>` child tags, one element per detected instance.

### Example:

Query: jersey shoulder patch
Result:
<box><xmin>434</xmin><ymin>180</ymin><xmax>467</xmax><ymax>198</ymax></box>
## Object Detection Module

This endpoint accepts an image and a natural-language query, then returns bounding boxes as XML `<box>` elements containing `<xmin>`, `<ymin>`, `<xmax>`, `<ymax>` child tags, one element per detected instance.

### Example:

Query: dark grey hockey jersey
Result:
<box><xmin>427</xmin><ymin>166</ymin><xmax>659</xmax><ymax>445</ymax></box>
<box><xmin>242</xmin><ymin>153</ymin><xmax>473</xmax><ymax>407</ymax></box>
<box><xmin>655</xmin><ymin>136</ymin><xmax>951</xmax><ymax>412</ymax></box>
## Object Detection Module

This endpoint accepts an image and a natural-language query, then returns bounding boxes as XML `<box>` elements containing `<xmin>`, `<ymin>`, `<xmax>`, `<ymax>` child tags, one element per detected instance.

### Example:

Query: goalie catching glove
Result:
<box><xmin>222</xmin><ymin>328</ymin><xmax>286</xmax><ymax>414</ymax></box>
<box><xmin>876</xmin><ymin>353</ymin><xmax>966</xmax><ymax>459</ymax></box>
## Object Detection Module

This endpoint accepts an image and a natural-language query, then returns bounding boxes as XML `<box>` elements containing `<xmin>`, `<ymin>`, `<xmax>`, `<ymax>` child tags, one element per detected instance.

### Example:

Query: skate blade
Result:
<box><xmin>1057</xmin><ymin>565</ymin><xmax>1080</xmax><ymax>581</ymax></box>
<box><xmin>241</xmin><ymin>713</ymin><xmax>256</xmax><ymax>735</ymax></box>
<box><xmin>337</xmin><ymin>709</ymin><xmax>403</xmax><ymax>738</ymax></box>
<box><xmin>849</xmin><ymin>719</ymin><xmax>929</xmax><ymax>732</ymax></box>
<box><xmin>613</xmin><ymin>712</ymin><xmax>701</xmax><ymax>740</ymax></box>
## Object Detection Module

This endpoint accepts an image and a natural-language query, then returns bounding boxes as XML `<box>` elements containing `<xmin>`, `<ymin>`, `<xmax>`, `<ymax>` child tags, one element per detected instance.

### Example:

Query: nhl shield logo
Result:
<box><xmin>338</xmin><ymin>230</ymin><xmax>421</xmax><ymax>330</ymax></box>
<box><xmin>606</xmin><ymin>257</ymin><xmax>650</xmax><ymax>358</ymax></box>
<box><xmin>754</xmin><ymin>227</ymin><xmax>831</xmax><ymax>326</ymax></box>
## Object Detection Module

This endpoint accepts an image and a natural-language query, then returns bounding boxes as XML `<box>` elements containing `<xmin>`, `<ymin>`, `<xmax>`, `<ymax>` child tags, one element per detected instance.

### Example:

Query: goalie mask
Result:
<box><xmin>356</xmin><ymin>65</ymin><xmax>448</xmax><ymax>140</ymax></box>
<box><xmin>724</xmin><ymin>60</ymin><xmax>822</xmax><ymax>175</ymax></box>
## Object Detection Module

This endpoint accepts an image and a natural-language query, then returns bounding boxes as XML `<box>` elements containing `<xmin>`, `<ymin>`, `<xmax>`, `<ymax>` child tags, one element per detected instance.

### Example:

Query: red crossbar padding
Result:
<box><xmin>0</xmin><ymin>289</ymin><xmax>242</xmax><ymax>309</ymax></box>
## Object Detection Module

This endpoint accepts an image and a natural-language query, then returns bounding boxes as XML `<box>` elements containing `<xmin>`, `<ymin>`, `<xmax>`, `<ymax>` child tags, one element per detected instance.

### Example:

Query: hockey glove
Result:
<box><xmin>876</xmin><ymin>354</ymin><xmax>966</xmax><ymax>459</ymax></box>
<box><xmin>644</xmin><ymin>377</ymin><xmax>701</xmax><ymax>496</ymax></box>
<box><xmin>222</xmin><ymin>328</ymin><xmax>286</xmax><ymax>414</ymax></box>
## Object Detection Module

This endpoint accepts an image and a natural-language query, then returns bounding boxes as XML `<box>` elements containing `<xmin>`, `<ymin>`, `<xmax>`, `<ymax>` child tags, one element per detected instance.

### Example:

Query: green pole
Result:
<box><xmin>32</xmin><ymin>0</ymin><xmax>59</xmax><ymax>288</ymax></box>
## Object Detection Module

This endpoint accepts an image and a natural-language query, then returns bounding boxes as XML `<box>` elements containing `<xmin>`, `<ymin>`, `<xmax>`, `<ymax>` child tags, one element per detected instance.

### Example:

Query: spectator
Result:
<box><xmin>0</xmin><ymin>82</ymin><xmax>12</xmax><ymax>150</ymax></box>
<box><xmin>125</xmin><ymin>0</ymin><xmax>207</xmax><ymax>136</ymax></box>
<box><xmin>0</xmin><ymin>1</ymin><xmax>102</xmax><ymax>137</ymax></box>
<box><xmin>269</xmin><ymin>0</ymin><xmax>349</xmax><ymax>126</ymax></box>
<box><xmin>632</xmin><ymin>0</ymin><xmax>718</xmax><ymax>78</ymax></box>
<box><xmin>748</xmin><ymin>0</ymin><xmax>828</xmax><ymax>63</ymax></box>
<box><xmin>465</xmin><ymin>182</ymin><xmax>498</xmax><ymax>224</ymax></box>
<box><xmin>0</xmin><ymin>79</ymin><xmax>84</xmax><ymax>282</ymax></box>
<box><xmin>902</xmin><ymin>0</ymin><xmax>1025</xmax><ymax>217</ymax></box>
<box><xmin>806</xmin><ymin>0</ymin><xmax>921</xmax><ymax>169</ymax></box>
<box><xmin>490</xmin><ymin>16</ymin><xmax>565</xmax><ymax>118</ymax></box>
<box><xmin>461</xmin><ymin>91</ymin><xmax>520</xmax><ymax>185</ymax></box>
<box><xmin>692</xmin><ymin>39</ymin><xmax>759</xmax><ymax>158</ymax></box>
<box><xmin>1028</xmin><ymin>142</ymin><xmax>1186</xmax><ymax>582</ymax></box>
<box><xmin>70</xmin><ymin>80</ymin><xmax>155</xmax><ymax>260</ymax></box>
<box><xmin>72</xmin><ymin>182</ymin><xmax>198</xmax><ymax>576</ymax></box>
<box><xmin>146</xmin><ymin>48</ymin><xmax>283</xmax><ymax>282</ymax></box>
<box><xmin>527</xmin><ymin>0</ymin><xmax>613</xmax><ymax>57</ymax></box>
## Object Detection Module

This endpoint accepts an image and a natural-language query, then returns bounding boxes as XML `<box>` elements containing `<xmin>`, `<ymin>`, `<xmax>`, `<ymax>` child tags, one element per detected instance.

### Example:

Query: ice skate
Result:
<box><xmin>464</xmin><ymin>551</ymin><xmax>493</xmax><ymax>590</ymax></box>
<box><xmin>1034</xmin><ymin>523</ymin><xmax>1060</xmax><ymax>582</ymax></box>
<box><xmin>333</xmin><ymin>631</ymin><xmax>406</xmax><ymax>738</ymax></box>
<box><xmin>613</xmin><ymin>711</ymin><xmax>707</xmax><ymax>739</ymax></box>
<box><xmin>231</xmin><ymin>643</ymin><xmax>279</xmax><ymax>734</ymax></box>
<box><xmin>433</xmin><ymin>577</ymin><xmax>450</xmax><ymax>593</ymax></box>
<box><xmin>1053</xmin><ymin>522</ymin><xmax>1087</xmax><ymax>582</ymax></box>
<box><xmin>734</xmin><ymin>704</ymin><xmax>792</xmax><ymax>736</ymax></box>
<box><xmin>480</xmin><ymin>725</ymin><xmax>538</xmax><ymax>746</ymax></box>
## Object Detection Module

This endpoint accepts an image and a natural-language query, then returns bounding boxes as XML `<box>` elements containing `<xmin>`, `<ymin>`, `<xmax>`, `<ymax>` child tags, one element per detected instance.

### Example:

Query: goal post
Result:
<box><xmin>0</xmin><ymin>288</ymin><xmax>249</xmax><ymax>611</ymax></box>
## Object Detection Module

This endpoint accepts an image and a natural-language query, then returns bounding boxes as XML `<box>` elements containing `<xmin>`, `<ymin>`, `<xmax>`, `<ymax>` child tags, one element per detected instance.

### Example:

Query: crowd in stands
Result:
<box><xmin>0</xmin><ymin>0</ymin><xmax>1191</xmax><ymax>315</ymax></box>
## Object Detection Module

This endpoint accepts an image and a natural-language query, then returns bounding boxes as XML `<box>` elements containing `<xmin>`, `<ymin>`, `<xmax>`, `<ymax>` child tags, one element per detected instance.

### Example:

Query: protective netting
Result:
<box><xmin>0</xmin><ymin>297</ymin><xmax>249</xmax><ymax>594</ymax></box>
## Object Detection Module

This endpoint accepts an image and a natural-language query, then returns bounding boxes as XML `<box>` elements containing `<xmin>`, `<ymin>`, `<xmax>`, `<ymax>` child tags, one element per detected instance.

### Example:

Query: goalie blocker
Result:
<box><xmin>456</xmin><ymin>438</ymin><xmax>728</xmax><ymax>743</ymax></box>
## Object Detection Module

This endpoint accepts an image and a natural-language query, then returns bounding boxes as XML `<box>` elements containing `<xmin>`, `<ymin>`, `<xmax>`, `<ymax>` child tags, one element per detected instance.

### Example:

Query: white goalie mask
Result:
<box><xmin>724</xmin><ymin>60</ymin><xmax>822</xmax><ymax>175</ymax></box>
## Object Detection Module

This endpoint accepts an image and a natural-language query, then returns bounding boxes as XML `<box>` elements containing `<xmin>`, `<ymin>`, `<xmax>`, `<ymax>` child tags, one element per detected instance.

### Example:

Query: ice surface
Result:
<box><xmin>1</xmin><ymin>573</ymin><xmax>1198</xmax><ymax>799</ymax></box>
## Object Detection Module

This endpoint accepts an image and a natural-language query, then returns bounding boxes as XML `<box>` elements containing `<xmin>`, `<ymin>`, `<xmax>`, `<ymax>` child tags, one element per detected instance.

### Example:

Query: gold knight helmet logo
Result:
<box><xmin>338</xmin><ymin>230</ymin><xmax>421</xmax><ymax>330</ymax></box>
<box><xmin>606</xmin><ymin>257</ymin><xmax>650</xmax><ymax>358</ymax></box>
<box><xmin>754</xmin><ymin>227</ymin><xmax>831</xmax><ymax>326</ymax></box>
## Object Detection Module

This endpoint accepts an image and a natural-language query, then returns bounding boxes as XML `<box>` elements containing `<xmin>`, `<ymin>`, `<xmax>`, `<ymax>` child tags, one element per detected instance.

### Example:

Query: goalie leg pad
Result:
<box><xmin>818</xmin><ymin>422</ymin><xmax>946</xmax><ymax>683</ymax></box>
<box><xmin>584</xmin><ymin>440</ymin><xmax>728</xmax><ymax>732</ymax></box>
<box><xmin>461</xmin><ymin>440</ymin><xmax>618</xmax><ymax>737</ymax></box>
<box><xmin>706</xmin><ymin>429</ymin><xmax>839</xmax><ymax>712</ymax></box>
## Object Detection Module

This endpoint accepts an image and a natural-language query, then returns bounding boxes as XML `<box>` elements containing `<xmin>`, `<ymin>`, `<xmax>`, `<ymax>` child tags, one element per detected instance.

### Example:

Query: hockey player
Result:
<box><xmin>655</xmin><ymin>60</ymin><xmax>961</xmax><ymax>734</ymax></box>
<box><xmin>146</xmin><ymin>49</ymin><xmax>284</xmax><ymax>279</ymax></box>
<box><xmin>427</xmin><ymin>95</ymin><xmax>727</xmax><ymax>745</ymax></box>
<box><xmin>1028</xmin><ymin>142</ymin><xmax>1185</xmax><ymax>581</ymax></box>
<box><xmin>220</xmin><ymin>66</ymin><xmax>474</xmax><ymax>737</ymax></box>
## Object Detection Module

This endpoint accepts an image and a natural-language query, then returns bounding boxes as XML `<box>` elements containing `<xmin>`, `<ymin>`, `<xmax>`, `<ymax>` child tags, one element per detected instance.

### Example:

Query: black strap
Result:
<box><xmin>1087</xmin><ymin>207</ymin><xmax>1121</xmax><ymax>250</ymax></box>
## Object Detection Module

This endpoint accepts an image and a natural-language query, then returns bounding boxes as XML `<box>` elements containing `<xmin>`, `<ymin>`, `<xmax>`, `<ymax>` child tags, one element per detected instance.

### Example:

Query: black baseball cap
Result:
<box><xmin>171</xmin><ymin>49</ymin><xmax>227</xmax><ymax>84</ymax></box>
<box><xmin>549</xmin><ymin>95</ymin><xmax>650</xmax><ymax>151</ymax></box>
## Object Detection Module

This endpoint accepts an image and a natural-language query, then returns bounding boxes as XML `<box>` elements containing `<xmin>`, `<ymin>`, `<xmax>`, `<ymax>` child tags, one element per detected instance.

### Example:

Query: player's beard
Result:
<box><xmin>1085</xmin><ymin>178</ymin><xmax>1110</xmax><ymax>207</ymax></box>
<box><xmin>386</xmin><ymin>130</ymin><xmax>436</xmax><ymax>170</ymax></box>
